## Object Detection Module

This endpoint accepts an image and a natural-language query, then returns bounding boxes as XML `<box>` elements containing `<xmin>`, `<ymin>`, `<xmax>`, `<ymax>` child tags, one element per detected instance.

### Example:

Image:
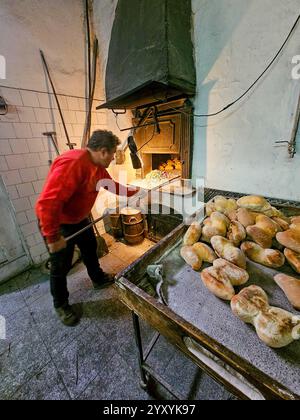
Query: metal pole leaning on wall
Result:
<box><xmin>40</xmin><ymin>50</ymin><xmax>75</xmax><ymax>151</ymax></box>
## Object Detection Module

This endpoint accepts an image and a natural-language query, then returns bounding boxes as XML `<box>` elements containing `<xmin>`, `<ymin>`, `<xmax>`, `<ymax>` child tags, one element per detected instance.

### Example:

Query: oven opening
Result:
<box><xmin>151</xmin><ymin>154</ymin><xmax>181</xmax><ymax>173</ymax></box>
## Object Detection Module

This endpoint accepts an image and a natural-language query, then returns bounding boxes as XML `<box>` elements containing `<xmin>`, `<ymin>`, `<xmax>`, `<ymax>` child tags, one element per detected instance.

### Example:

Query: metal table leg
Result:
<box><xmin>131</xmin><ymin>311</ymin><xmax>186</xmax><ymax>399</ymax></box>
<box><xmin>132</xmin><ymin>311</ymin><xmax>148</xmax><ymax>389</ymax></box>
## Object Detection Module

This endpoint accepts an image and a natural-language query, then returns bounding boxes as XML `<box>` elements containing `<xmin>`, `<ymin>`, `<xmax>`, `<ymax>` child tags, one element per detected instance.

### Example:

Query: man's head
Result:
<box><xmin>87</xmin><ymin>130</ymin><xmax>121</xmax><ymax>168</ymax></box>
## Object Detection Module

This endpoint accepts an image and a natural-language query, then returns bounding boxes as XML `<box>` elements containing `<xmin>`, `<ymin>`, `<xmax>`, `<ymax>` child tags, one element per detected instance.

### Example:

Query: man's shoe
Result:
<box><xmin>92</xmin><ymin>273</ymin><xmax>114</xmax><ymax>290</ymax></box>
<box><xmin>55</xmin><ymin>303</ymin><xmax>80</xmax><ymax>327</ymax></box>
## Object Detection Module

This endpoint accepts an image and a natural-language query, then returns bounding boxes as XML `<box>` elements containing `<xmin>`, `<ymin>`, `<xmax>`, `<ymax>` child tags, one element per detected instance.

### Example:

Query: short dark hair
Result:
<box><xmin>87</xmin><ymin>130</ymin><xmax>121</xmax><ymax>151</ymax></box>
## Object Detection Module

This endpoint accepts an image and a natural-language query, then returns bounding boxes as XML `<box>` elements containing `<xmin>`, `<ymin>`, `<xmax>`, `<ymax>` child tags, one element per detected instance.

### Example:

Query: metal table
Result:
<box><xmin>115</xmin><ymin>219</ymin><xmax>300</xmax><ymax>400</ymax></box>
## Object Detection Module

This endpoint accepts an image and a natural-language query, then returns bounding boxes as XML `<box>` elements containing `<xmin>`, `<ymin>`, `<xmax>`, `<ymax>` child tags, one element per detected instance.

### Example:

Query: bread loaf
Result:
<box><xmin>255</xmin><ymin>215</ymin><xmax>281</xmax><ymax>237</ymax></box>
<box><xmin>202</xmin><ymin>212</ymin><xmax>229</xmax><ymax>241</ymax></box>
<box><xmin>227</xmin><ymin>221</ymin><xmax>246</xmax><ymax>246</ymax></box>
<box><xmin>206</xmin><ymin>200</ymin><xmax>215</xmax><ymax>216</ymax></box>
<box><xmin>284</xmin><ymin>249</ymin><xmax>300</xmax><ymax>274</ymax></box>
<box><xmin>231</xmin><ymin>285</ymin><xmax>269</xmax><ymax>323</ymax></box>
<box><xmin>206</xmin><ymin>196</ymin><xmax>238</xmax><ymax>218</ymax></box>
<box><xmin>274</xmin><ymin>273</ymin><xmax>300</xmax><ymax>310</ymax></box>
<box><xmin>231</xmin><ymin>285</ymin><xmax>300</xmax><ymax>348</ymax></box>
<box><xmin>246</xmin><ymin>225</ymin><xmax>273</xmax><ymax>249</ymax></box>
<box><xmin>263</xmin><ymin>206</ymin><xmax>285</xmax><ymax>218</ymax></box>
<box><xmin>201</xmin><ymin>267</ymin><xmax>235</xmax><ymax>300</ymax></box>
<box><xmin>272</xmin><ymin>217</ymin><xmax>290</xmax><ymax>231</ymax></box>
<box><xmin>193</xmin><ymin>242</ymin><xmax>217</xmax><ymax>263</ymax></box>
<box><xmin>213</xmin><ymin>258</ymin><xmax>249</xmax><ymax>286</ymax></box>
<box><xmin>237</xmin><ymin>195</ymin><xmax>271</xmax><ymax>212</ymax></box>
<box><xmin>237</xmin><ymin>208</ymin><xmax>257</xmax><ymax>228</ymax></box>
<box><xmin>276</xmin><ymin>230</ymin><xmax>300</xmax><ymax>254</ymax></box>
<box><xmin>214</xmin><ymin>196</ymin><xmax>238</xmax><ymax>215</ymax></box>
<box><xmin>211</xmin><ymin>236</ymin><xmax>246</xmax><ymax>269</ymax></box>
<box><xmin>290</xmin><ymin>220</ymin><xmax>300</xmax><ymax>232</ymax></box>
<box><xmin>291</xmin><ymin>216</ymin><xmax>300</xmax><ymax>225</ymax></box>
<box><xmin>241</xmin><ymin>242</ymin><xmax>285</xmax><ymax>268</ymax></box>
<box><xmin>226</xmin><ymin>210</ymin><xmax>238</xmax><ymax>222</ymax></box>
<box><xmin>180</xmin><ymin>246</ymin><xmax>202</xmax><ymax>270</ymax></box>
<box><xmin>183</xmin><ymin>222</ymin><xmax>202</xmax><ymax>246</ymax></box>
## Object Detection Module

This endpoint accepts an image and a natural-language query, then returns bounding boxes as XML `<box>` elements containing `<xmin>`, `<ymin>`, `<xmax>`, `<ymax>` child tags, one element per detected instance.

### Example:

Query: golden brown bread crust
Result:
<box><xmin>274</xmin><ymin>273</ymin><xmax>300</xmax><ymax>310</ymax></box>
<box><xmin>213</xmin><ymin>258</ymin><xmax>249</xmax><ymax>286</ymax></box>
<box><xmin>255</xmin><ymin>215</ymin><xmax>281</xmax><ymax>237</ymax></box>
<box><xmin>284</xmin><ymin>249</ymin><xmax>300</xmax><ymax>274</ymax></box>
<box><xmin>237</xmin><ymin>208</ymin><xmax>257</xmax><ymax>227</ymax></box>
<box><xmin>272</xmin><ymin>217</ymin><xmax>290</xmax><ymax>231</ymax></box>
<box><xmin>201</xmin><ymin>212</ymin><xmax>229</xmax><ymax>241</ymax></box>
<box><xmin>193</xmin><ymin>242</ymin><xmax>217</xmax><ymax>263</ymax></box>
<box><xmin>231</xmin><ymin>285</ymin><xmax>269</xmax><ymax>322</ymax></box>
<box><xmin>205</xmin><ymin>200</ymin><xmax>215</xmax><ymax>216</ymax></box>
<box><xmin>291</xmin><ymin>216</ymin><xmax>300</xmax><ymax>225</ymax></box>
<box><xmin>237</xmin><ymin>195</ymin><xmax>271</xmax><ymax>212</ymax></box>
<box><xmin>263</xmin><ymin>206</ymin><xmax>286</xmax><ymax>218</ymax></box>
<box><xmin>180</xmin><ymin>246</ymin><xmax>202</xmax><ymax>271</ymax></box>
<box><xmin>241</xmin><ymin>241</ymin><xmax>285</xmax><ymax>268</ymax></box>
<box><xmin>226</xmin><ymin>210</ymin><xmax>238</xmax><ymax>221</ymax></box>
<box><xmin>231</xmin><ymin>285</ymin><xmax>300</xmax><ymax>348</ymax></box>
<box><xmin>246</xmin><ymin>225</ymin><xmax>273</xmax><ymax>249</ymax></box>
<box><xmin>183</xmin><ymin>222</ymin><xmax>202</xmax><ymax>246</ymax></box>
<box><xmin>201</xmin><ymin>267</ymin><xmax>235</xmax><ymax>300</ymax></box>
<box><xmin>211</xmin><ymin>236</ymin><xmax>246</xmax><ymax>269</ymax></box>
<box><xmin>214</xmin><ymin>196</ymin><xmax>238</xmax><ymax>215</ymax></box>
<box><xmin>290</xmin><ymin>221</ymin><xmax>300</xmax><ymax>232</ymax></box>
<box><xmin>276</xmin><ymin>230</ymin><xmax>300</xmax><ymax>254</ymax></box>
<box><xmin>206</xmin><ymin>196</ymin><xmax>238</xmax><ymax>218</ymax></box>
<box><xmin>227</xmin><ymin>221</ymin><xmax>246</xmax><ymax>246</ymax></box>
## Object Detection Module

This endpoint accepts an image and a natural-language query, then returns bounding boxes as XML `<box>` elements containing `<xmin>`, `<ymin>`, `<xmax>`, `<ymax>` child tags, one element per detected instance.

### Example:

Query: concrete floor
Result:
<box><xmin>0</xmin><ymin>234</ymin><xmax>234</xmax><ymax>400</ymax></box>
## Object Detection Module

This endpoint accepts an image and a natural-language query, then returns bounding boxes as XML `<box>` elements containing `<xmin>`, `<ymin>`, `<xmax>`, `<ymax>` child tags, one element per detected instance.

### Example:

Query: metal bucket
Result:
<box><xmin>109</xmin><ymin>213</ymin><xmax>123</xmax><ymax>238</ymax></box>
<box><xmin>121</xmin><ymin>207</ymin><xmax>145</xmax><ymax>245</ymax></box>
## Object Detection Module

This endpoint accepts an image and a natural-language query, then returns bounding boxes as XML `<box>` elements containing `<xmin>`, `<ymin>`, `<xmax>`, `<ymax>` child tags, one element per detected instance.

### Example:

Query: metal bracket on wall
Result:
<box><xmin>275</xmin><ymin>140</ymin><xmax>296</xmax><ymax>158</ymax></box>
<box><xmin>42</xmin><ymin>131</ymin><xmax>60</xmax><ymax>165</ymax></box>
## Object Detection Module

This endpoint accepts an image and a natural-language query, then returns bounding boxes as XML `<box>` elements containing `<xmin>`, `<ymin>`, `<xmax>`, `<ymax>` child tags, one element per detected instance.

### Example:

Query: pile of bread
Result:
<box><xmin>180</xmin><ymin>195</ymin><xmax>300</xmax><ymax>348</ymax></box>
<box><xmin>159</xmin><ymin>159</ymin><xmax>182</xmax><ymax>172</ymax></box>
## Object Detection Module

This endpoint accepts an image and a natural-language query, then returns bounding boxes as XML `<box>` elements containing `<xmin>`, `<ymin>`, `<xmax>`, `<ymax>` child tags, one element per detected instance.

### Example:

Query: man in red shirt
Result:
<box><xmin>36</xmin><ymin>130</ymin><xmax>139</xmax><ymax>326</ymax></box>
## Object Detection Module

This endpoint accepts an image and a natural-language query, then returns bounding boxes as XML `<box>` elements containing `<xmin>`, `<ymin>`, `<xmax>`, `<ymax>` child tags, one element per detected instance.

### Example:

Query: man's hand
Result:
<box><xmin>48</xmin><ymin>237</ymin><xmax>67</xmax><ymax>254</ymax></box>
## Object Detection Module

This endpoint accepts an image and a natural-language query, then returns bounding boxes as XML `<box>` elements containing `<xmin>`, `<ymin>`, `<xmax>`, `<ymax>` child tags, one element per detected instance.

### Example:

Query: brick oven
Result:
<box><xmin>97</xmin><ymin>0</ymin><xmax>197</xmax><ymax>241</ymax></box>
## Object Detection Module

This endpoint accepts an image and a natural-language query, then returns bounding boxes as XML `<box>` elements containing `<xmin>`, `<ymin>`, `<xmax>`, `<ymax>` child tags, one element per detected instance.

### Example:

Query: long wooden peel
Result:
<box><xmin>65</xmin><ymin>175</ymin><xmax>181</xmax><ymax>242</ymax></box>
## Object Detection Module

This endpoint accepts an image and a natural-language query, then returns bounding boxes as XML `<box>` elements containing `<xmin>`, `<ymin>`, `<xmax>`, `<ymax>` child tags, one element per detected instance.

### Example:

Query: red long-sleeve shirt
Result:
<box><xmin>36</xmin><ymin>149</ymin><xmax>137</xmax><ymax>243</ymax></box>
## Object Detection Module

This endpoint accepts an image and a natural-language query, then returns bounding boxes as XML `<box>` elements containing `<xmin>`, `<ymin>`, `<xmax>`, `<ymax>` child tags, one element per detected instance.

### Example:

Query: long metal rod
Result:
<box><xmin>143</xmin><ymin>331</ymin><xmax>160</xmax><ymax>362</ymax></box>
<box><xmin>65</xmin><ymin>176</ymin><xmax>180</xmax><ymax>242</ymax></box>
<box><xmin>40</xmin><ymin>50</ymin><xmax>74</xmax><ymax>150</ymax></box>
<box><xmin>132</xmin><ymin>312</ymin><xmax>148</xmax><ymax>388</ymax></box>
<box><xmin>289</xmin><ymin>92</ymin><xmax>300</xmax><ymax>157</ymax></box>
<box><xmin>82</xmin><ymin>39</ymin><xmax>98</xmax><ymax>148</ymax></box>
<box><xmin>85</xmin><ymin>0</ymin><xmax>92</xmax><ymax>101</ymax></box>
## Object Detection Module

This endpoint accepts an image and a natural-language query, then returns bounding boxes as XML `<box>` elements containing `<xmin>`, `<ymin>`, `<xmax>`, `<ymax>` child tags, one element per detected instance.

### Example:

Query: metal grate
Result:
<box><xmin>204</xmin><ymin>188</ymin><xmax>300</xmax><ymax>209</ymax></box>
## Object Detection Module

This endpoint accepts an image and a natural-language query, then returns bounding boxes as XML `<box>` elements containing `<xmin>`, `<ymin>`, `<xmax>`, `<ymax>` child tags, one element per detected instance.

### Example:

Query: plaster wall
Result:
<box><xmin>192</xmin><ymin>0</ymin><xmax>300</xmax><ymax>200</ymax></box>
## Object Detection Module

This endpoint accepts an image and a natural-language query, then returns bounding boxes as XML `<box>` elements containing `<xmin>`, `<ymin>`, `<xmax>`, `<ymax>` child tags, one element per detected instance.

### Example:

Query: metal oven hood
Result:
<box><xmin>97</xmin><ymin>0</ymin><xmax>196</xmax><ymax>110</ymax></box>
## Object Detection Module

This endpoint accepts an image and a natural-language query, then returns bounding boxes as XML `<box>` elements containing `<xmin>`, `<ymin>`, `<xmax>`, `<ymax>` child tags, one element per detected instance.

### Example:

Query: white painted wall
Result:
<box><xmin>192</xmin><ymin>0</ymin><xmax>300</xmax><ymax>200</ymax></box>
<box><xmin>0</xmin><ymin>0</ymin><xmax>87</xmax><ymax>96</ymax></box>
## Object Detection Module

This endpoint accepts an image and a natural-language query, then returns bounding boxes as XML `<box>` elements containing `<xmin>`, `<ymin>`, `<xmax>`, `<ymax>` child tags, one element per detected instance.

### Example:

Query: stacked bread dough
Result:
<box><xmin>180</xmin><ymin>194</ymin><xmax>300</xmax><ymax>348</ymax></box>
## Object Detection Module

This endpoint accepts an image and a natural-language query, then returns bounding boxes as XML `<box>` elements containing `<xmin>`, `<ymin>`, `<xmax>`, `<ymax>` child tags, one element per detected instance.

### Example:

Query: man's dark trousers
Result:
<box><xmin>49</xmin><ymin>219</ymin><xmax>104</xmax><ymax>308</ymax></box>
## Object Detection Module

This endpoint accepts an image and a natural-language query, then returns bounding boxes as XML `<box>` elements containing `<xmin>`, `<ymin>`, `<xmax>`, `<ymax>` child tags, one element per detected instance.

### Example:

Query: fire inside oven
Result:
<box><xmin>152</xmin><ymin>154</ymin><xmax>182</xmax><ymax>172</ymax></box>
